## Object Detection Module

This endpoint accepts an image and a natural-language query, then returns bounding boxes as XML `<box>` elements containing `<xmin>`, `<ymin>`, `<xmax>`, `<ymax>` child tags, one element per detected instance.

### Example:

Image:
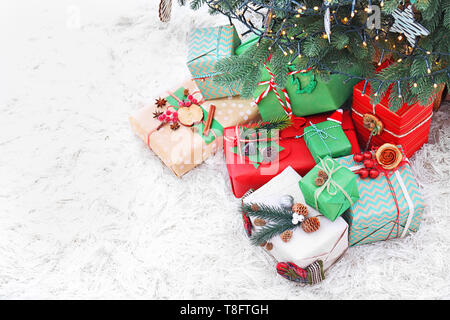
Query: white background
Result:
<box><xmin>0</xmin><ymin>0</ymin><xmax>449</xmax><ymax>299</ymax></box>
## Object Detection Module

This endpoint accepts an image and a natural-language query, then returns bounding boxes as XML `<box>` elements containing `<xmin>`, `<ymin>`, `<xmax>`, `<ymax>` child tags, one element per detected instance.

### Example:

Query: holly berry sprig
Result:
<box><xmin>353</xmin><ymin>151</ymin><xmax>380</xmax><ymax>179</ymax></box>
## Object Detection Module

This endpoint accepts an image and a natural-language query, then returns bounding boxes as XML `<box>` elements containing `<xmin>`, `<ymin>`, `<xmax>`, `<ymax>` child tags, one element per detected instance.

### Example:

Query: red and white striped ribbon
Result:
<box><xmin>254</xmin><ymin>62</ymin><xmax>312</xmax><ymax>115</ymax></box>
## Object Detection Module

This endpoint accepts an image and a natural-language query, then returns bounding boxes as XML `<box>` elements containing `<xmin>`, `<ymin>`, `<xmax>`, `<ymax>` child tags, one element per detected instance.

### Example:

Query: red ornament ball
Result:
<box><xmin>363</xmin><ymin>151</ymin><xmax>373</xmax><ymax>160</ymax></box>
<box><xmin>369</xmin><ymin>169</ymin><xmax>380</xmax><ymax>179</ymax></box>
<box><xmin>364</xmin><ymin>159</ymin><xmax>375</xmax><ymax>168</ymax></box>
<box><xmin>353</xmin><ymin>154</ymin><xmax>364</xmax><ymax>163</ymax></box>
<box><xmin>358</xmin><ymin>169</ymin><xmax>369</xmax><ymax>179</ymax></box>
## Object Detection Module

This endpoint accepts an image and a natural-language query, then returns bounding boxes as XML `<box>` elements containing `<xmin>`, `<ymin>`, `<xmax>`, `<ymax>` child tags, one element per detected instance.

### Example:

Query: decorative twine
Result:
<box><xmin>313</xmin><ymin>158</ymin><xmax>355</xmax><ymax>212</ymax></box>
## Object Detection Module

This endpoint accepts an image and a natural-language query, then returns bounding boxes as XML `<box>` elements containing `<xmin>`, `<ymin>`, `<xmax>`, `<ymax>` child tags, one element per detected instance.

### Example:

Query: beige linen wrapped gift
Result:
<box><xmin>242</xmin><ymin>166</ymin><xmax>349</xmax><ymax>284</ymax></box>
<box><xmin>129</xmin><ymin>80</ymin><xmax>259</xmax><ymax>177</ymax></box>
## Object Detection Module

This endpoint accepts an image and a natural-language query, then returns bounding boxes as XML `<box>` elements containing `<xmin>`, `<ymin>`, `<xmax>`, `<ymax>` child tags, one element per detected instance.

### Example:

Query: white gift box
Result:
<box><xmin>242</xmin><ymin>166</ymin><xmax>349</xmax><ymax>271</ymax></box>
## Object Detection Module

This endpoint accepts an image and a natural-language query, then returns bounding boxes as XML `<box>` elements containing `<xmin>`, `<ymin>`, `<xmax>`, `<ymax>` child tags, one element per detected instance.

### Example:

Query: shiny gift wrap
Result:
<box><xmin>242</xmin><ymin>166</ymin><xmax>349</xmax><ymax>273</ymax></box>
<box><xmin>335</xmin><ymin>153</ymin><xmax>425</xmax><ymax>246</ymax></box>
<box><xmin>129</xmin><ymin>80</ymin><xmax>259</xmax><ymax>177</ymax></box>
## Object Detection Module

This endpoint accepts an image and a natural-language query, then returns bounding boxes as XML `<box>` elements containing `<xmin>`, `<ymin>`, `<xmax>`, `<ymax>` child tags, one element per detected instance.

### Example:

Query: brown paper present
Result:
<box><xmin>129</xmin><ymin>80</ymin><xmax>260</xmax><ymax>177</ymax></box>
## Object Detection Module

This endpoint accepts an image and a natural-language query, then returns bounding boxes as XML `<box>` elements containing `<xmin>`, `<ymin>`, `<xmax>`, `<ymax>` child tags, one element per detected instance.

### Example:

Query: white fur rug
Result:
<box><xmin>0</xmin><ymin>0</ymin><xmax>449</xmax><ymax>299</ymax></box>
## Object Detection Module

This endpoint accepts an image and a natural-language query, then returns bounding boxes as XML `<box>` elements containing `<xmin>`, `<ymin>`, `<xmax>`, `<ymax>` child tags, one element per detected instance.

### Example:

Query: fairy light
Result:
<box><xmin>313</xmin><ymin>6</ymin><xmax>319</xmax><ymax>11</ymax></box>
<box><xmin>397</xmin><ymin>81</ymin><xmax>402</xmax><ymax>98</ymax></box>
<box><xmin>398</xmin><ymin>35</ymin><xmax>403</xmax><ymax>41</ymax></box>
<box><xmin>378</xmin><ymin>50</ymin><xmax>385</xmax><ymax>66</ymax></box>
<box><xmin>362</xmin><ymin>79</ymin><xmax>369</xmax><ymax>96</ymax></box>
<box><xmin>374</xmin><ymin>82</ymin><xmax>384</xmax><ymax>97</ymax></box>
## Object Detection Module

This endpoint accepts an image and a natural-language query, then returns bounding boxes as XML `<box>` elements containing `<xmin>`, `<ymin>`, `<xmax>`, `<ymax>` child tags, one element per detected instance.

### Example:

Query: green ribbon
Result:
<box><xmin>314</xmin><ymin>158</ymin><xmax>355</xmax><ymax>211</ymax></box>
<box><xmin>164</xmin><ymin>87</ymin><xmax>223</xmax><ymax>144</ymax></box>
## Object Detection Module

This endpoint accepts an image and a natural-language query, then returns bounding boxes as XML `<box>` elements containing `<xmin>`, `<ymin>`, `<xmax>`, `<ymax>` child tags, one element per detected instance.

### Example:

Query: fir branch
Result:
<box><xmin>242</xmin><ymin>203</ymin><xmax>293</xmax><ymax>224</ymax></box>
<box><xmin>250</xmin><ymin>222</ymin><xmax>297</xmax><ymax>246</ymax></box>
<box><xmin>242</xmin><ymin>115</ymin><xmax>292</xmax><ymax>132</ymax></box>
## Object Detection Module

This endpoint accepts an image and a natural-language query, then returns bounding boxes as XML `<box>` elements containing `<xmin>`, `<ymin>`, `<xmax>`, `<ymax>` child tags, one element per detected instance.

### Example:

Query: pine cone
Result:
<box><xmin>254</xmin><ymin>218</ymin><xmax>266</xmax><ymax>227</ymax></box>
<box><xmin>265</xmin><ymin>242</ymin><xmax>273</xmax><ymax>251</ymax></box>
<box><xmin>315</xmin><ymin>176</ymin><xmax>325</xmax><ymax>187</ymax></box>
<box><xmin>251</xmin><ymin>203</ymin><xmax>260</xmax><ymax>212</ymax></box>
<box><xmin>318</xmin><ymin>170</ymin><xmax>328</xmax><ymax>180</ymax></box>
<box><xmin>280</xmin><ymin>230</ymin><xmax>293</xmax><ymax>242</ymax></box>
<box><xmin>183</xmin><ymin>89</ymin><xmax>190</xmax><ymax>97</ymax></box>
<box><xmin>292</xmin><ymin>203</ymin><xmax>308</xmax><ymax>217</ymax></box>
<box><xmin>302</xmin><ymin>217</ymin><xmax>320</xmax><ymax>233</ymax></box>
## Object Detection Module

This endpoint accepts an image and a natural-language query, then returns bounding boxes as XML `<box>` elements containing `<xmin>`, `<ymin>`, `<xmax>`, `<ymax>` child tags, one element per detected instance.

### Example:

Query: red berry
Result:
<box><xmin>358</xmin><ymin>169</ymin><xmax>369</xmax><ymax>179</ymax></box>
<box><xmin>353</xmin><ymin>154</ymin><xmax>364</xmax><ymax>163</ymax></box>
<box><xmin>364</xmin><ymin>159</ymin><xmax>374</xmax><ymax>168</ymax></box>
<box><xmin>363</xmin><ymin>151</ymin><xmax>373</xmax><ymax>160</ymax></box>
<box><xmin>187</xmin><ymin>95</ymin><xmax>193</xmax><ymax>101</ymax></box>
<box><xmin>369</xmin><ymin>169</ymin><xmax>380</xmax><ymax>179</ymax></box>
<box><xmin>192</xmin><ymin>99</ymin><xmax>198</xmax><ymax>104</ymax></box>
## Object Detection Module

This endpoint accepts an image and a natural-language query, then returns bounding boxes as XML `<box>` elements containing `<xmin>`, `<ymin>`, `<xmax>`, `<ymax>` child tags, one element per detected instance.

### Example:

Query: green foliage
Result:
<box><xmin>183</xmin><ymin>0</ymin><xmax>448</xmax><ymax>111</ymax></box>
<box><xmin>242</xmin><ymin>203</ymin><xmax>296</xmax><ymax>246</ymax></box>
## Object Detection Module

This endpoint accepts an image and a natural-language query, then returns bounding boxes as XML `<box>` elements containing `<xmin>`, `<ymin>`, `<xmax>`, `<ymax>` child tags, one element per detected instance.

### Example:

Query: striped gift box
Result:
<box><xmin>335</xmin><ymin>152</ymin><xmax>425</xmax><ymax>246</ymax></box>
<box><xmin>187</xmin><ymin>25</ymin><xmax>241</xmax><ymax>100</ymax></box>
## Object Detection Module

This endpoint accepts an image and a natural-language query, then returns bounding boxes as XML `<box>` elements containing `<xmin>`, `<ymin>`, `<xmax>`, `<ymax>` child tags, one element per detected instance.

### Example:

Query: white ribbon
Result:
<box><xmin>394</xmin><ymin>170</ymin><xmax>416</xmax><ymax>238</ymax></box>
<box><xmin>314</xmin><ymin>158</ymin><xmax>355</xmax><ymax>211</ymax></box>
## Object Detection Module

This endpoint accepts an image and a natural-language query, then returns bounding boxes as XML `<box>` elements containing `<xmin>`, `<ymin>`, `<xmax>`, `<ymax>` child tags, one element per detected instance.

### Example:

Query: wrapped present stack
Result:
<box><xmin>136</xmin><ymin>0</ymin><xmax>448</xmax><ymax>285</ymax></box>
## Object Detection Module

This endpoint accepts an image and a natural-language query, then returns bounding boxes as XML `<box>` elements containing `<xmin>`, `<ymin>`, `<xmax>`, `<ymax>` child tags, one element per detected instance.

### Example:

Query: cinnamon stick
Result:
<box><xmin>203</xmin><ymin>104</ymin><xmax>216</xmax><ymax>136</ymax></box>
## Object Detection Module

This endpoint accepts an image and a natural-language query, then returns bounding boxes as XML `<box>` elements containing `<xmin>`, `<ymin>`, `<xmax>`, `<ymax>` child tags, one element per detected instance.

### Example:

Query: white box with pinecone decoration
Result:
<box><xmin>241</xmin><ymin>166</ymin><xmax>349</xmax><ymax>285</ymax></box>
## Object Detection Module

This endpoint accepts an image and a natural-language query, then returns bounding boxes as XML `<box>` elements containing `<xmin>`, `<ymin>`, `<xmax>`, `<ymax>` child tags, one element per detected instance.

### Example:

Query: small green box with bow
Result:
<box><xmin>303</xmin><ymin>120</ymin><xmax>352</xmax><ymax>163</ymax></box>
<box><xmin>299</xmin><ymin>157</ymin><xmax>360</xmax><ymax>221</ymax></box>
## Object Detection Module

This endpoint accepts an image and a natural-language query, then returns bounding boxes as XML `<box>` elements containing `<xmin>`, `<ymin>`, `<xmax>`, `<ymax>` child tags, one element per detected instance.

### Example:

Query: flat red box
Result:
<box><xmin>223</xmin><ymin>111</ymin><xmax>361</xmax><ymax>198</ymax></box>
<box><xmin>352</xmin><ymin>81</ymin><xmax>433</xmax><ymax>158</ymax></box>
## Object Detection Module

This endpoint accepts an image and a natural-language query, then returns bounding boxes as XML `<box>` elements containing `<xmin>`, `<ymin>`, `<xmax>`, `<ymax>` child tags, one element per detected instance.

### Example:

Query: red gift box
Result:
<box><xmin>223</xmin><ymin>110</ymin><xmax>361</xmax><ymax>198</ymax></box>
<box><xmin>352</xmin><ymin>82</ymin><xmax>433</xmax><ymax>158</ymax></box>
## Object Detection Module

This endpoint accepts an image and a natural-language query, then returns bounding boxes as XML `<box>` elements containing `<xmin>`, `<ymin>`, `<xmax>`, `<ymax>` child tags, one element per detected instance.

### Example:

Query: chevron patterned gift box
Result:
<box><xmin>187</xmin><ymin>25</ymin><xmax>241</xmax><ymax>100</ymax></box>
<box><xmin>335</xmin><ymin>153</ymin><xmax>425</xmax><ymax>246</ymax></box>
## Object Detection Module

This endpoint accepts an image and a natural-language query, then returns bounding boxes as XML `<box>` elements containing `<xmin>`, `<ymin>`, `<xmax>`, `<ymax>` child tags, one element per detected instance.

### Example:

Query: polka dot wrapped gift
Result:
<box><xmin>129</xmin><ymin>79</ymin><xmax>259</xmax><ymax>177</ymax></box>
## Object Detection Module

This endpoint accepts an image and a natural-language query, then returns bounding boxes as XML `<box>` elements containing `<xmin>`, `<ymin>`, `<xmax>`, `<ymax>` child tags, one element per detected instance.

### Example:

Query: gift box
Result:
<box><xmin>129</xmin><ymin>79</ymin><xmax>259</xmax><ymax>177</ymax></box>
<box><xmin>303</xmin><ymin>110</ymin><xmax>352</xmax><ymax>163</ymax></box>
<box><xmin>187</xmin><ymin>25</ymin><xmax>241</xmax><ymax>100</ymax></box>
<box><xmin>352</xmin><ymin>76</ymin><xmax>434</xmax><ymax>159</ymax></box>
<box><xmin>242</xmin><ymin>166</ymin><xmax>349</xmax><ymax>283</ymax></box>
<box><xmin>253</xmin><ymin>61</ymin><xmax>360</xmax><ymax>121</ymax></box>
<box><xmin>334</xmin><ymin>148</ymin><xmax>425</xmax><ymax>246</ymax></box>
<box><xmin>223</xmin><ymin>110</ymin><xmax>360</xmax><ymax>198</ymax></box>
<box><xmin>299</xmin><ymin>157</ymin><xmax>360</xmax><ymax>221</ymax></box>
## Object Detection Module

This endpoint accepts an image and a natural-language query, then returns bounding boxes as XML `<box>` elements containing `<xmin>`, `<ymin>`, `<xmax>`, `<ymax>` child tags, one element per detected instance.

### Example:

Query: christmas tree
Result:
<box><xmin>179</xmin><ymin>0</ymin><xmax>449</xmax><ymax>111</ymax></box>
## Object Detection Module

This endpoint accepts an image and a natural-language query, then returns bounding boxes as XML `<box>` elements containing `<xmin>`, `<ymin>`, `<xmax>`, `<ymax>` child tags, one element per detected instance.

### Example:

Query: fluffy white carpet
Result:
<box><xmin>0</xmin><ymin>0</ymin><xmax>449</xmax><ymax>300</ymax></box>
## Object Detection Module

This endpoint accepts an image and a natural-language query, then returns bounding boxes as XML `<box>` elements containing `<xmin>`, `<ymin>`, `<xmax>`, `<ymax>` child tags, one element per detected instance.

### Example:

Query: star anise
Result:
<box><xmin>153</xmin><ymin>111</ymin><xmax>163</xmax><ymax>119</ymax></box>
<box><xmin>170</xmin><ymin>122</ymin><xmax>180</xmax><ymax>131</ymax></box>
<box><xmin>155</xmin><ymin>97</ymin><xmax>167</xmax><ymax>108</ymax></box>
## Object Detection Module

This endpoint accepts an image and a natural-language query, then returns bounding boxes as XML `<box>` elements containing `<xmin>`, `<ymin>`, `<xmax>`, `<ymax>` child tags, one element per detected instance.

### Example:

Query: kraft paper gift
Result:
<box><xmin>299</xmin><ymin>156</ymin><xmax>360</xmax><ymax>221</ymax></box>
<box><xmin>335</xmin><ymin>152</ymin><xmax>425</xmax><ymax>246</ymax></box>
<box><xmin>242</xmin><ymin>166</ymin><xmax>349</xmax><ymax>274</ymax></box>
<box><xmin>304</xmin><ymin>120</ymin><xmax>352</xmax><ymax>163</ymax></box>
<box><xmin>187</xmin><ymin>25</ymin><xmax>241</xmax><ymax>100</ymax></box>
<box><xmin>129</xmin><ymin>79</ymin><xmax>259</xmax><ymax>177</ymax></box>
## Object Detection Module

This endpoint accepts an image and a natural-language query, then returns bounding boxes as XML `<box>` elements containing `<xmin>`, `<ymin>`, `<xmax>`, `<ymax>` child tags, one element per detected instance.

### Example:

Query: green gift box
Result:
<box><xmin>304</xmin><ymin>120</ymin><xmax>352</xmax><ymax>163</ymax></box>
<box><xmin>253</xmin><ymin>62</ymin><xmax>360</xmax><ymax>121</ymax></box>
<box><xmin>299</xmin><ymin>156</ymin><xmax>360</xmax><ymax>221</ymax></box>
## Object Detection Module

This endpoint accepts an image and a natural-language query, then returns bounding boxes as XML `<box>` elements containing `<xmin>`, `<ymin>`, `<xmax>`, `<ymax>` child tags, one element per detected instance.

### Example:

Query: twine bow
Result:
<box><xmin>313</xmin><ymin>158</ymin><xmax>355</xmax><ymax>211</ymax></box>
<box><xmin>254</xmin><ymin>62</ymin><xmax>312</xmax><ymax>115</ymax></box>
